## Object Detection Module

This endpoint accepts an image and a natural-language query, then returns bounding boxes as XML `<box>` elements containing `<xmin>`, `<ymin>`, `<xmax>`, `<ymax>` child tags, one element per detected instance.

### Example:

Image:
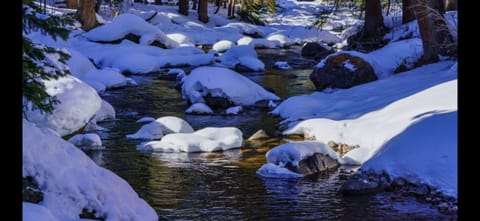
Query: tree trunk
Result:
<box><xmin>364</xmin><ymin>0</ymin><xmax>384</xmax><ymax>37</ymax></box>
<box><xmin>66</xmin><ymin>0</ymin><xmax>79</xmax><ymax>9</ymax></box>
<box><xmin>402</xmin><ymin>0</ymin><xmax>415</xmax><ymax>23</ymax></box>
<box><xmin>227</xmin><ymin>0</ymin><xmax>234</xmax><ymax>17</ymax></box>
<box><xmin>445</xmin><ymin>0</ymin><xmax>456</xmax><ymax>11</ymax></box>
<box><xmin>179</xmin><ymin>0</ymin><xmax>189</xmax><ymax>15</ymax></box>
<box><xmin>223</xmin><ymin>0</ymin><xmax>227</xmax><ymax>8</ymax></box>
<box><xmin>154</xmin><ymin>0</ymin><xmax>163</xmax><ymax>5</ymax></box>
<box><xmin>198</xmin><ymin>0</ymin><xmax>209</xmax><ymax>23</ymax></box>
<box><xmin>414</xmin><ymin>0</ymin><xmax>454</xmax><ymax>62</ymax></box>
<box><xmin>192</xmin><ymin>0</ymin><xmax>198</xmax><ymax>10</ymax></box>
<box><xmin>77</xmin><ymin>0</ymin><xmax>98</xmax><ymax>31</ymax></box>
<box><xmin>214</xmin><ymin>0</ymin><xmax>222</xmax><ymax>14</ymax></box>
<box><xmin>95</xmin><ymin>0</ymin><xmax>102</xmax><ymax>12</ymax></box>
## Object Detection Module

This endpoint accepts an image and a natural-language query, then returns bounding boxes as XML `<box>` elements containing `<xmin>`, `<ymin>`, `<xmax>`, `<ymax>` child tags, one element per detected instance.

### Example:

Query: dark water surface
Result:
<box><xmin>90</xmin><ymin>48</ymin><xmax>455</xmax><ymax>220</ymax></box>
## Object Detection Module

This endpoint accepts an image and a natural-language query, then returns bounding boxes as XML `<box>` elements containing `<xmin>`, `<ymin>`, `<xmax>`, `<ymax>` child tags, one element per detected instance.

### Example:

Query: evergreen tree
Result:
<box><xmin>23</xmin><ymin>0</ymin><xmax>73</xmax><ymax>114</ymax></box>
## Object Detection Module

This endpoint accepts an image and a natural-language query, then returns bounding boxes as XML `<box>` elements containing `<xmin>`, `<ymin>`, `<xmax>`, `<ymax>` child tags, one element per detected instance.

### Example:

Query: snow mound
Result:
<box><xmin>127</xmin><ymin>116</ymin><xmax>194</xmax><ymax>140</ymax></box>
<box><xmin>256</xmin><ymin>141</ymin><xmax>339</xmax><ymax>178</ymax></box>
<box><xmin>185</xmin><ymin>103</ymin><xmax>214</xmax><ymax>115</ymax></box>
<box><xmin>283</xmin><ymin>79</ymin><xmax>457</xmax><ymax>165</ymax></box>
<box><xmin>25</xmin><ymin>75</ymin><xmax>102</xmax><ymax>136</ymax></box>
<box><xmin>217</xmin><ymin>45</ymin><xmax>265</xmax><ymax>71</ymax></box>
<box><xmin>237</xmin><ymin>36</ymin><xmax>280</xmax><ymax>49</ymax></box>
<box><xmin>138</xmin><ymin>127</ymin><xmax>243</xmax><ymax>152</ymax></box>
<box><xmin>93</xmin><ymin>99</ymin><xmax>116</xmax><ymax>123</ymax></box>
<box><xmin>226</xmin><ymin>106</ymin><xmax>243</xmax><ymax>115</ymax></box>
<box><xmin>182</xmin><ymin>66</ymin><xmax>279</xmax><ymax>106</ymax></box>
<box><xmin>23</xmin><ymin>119</ymin><xmax>157</xmax><ymax>220</ymax></box>
<box><xmin>363</xmin><ymin>111</ymin><xmax>457</xmax><ymax>197</ymax></box>
<box><xmin>274</xmin><ymin>61</ymin><xmax>292</xmax><ymax>70</ymax></box>
<box><xmin>84</xmin><ymin>13</ymin><xmax>178</xmax><ymax>48</ymax></box>
<box><xmin>213</xmin><ymin>40</ymin><xmax>234</xmax><ymax>53</ymax></box>
<box><xmin>67</xmin><ymin>133</ymin><xmax>103</xmax><ymax>150</ymax></box>
<box><xmin>266</xmin><ymin>32</ymin><xmax>291</xmax><ymax>47</ymax></box>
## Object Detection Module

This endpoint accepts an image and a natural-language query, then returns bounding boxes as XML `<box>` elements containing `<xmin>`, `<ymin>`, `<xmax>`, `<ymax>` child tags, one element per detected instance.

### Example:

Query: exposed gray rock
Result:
<box><xmin>286</xmin><ymin>153</ymin><xmax>339</xmax><ymax>176</ymax></box>
<box><xmin>340</xmin><ymin>178</ymin><xmax>382</xmax><ymax>195</ymax></box>
<box><xmin>310</xmin><ymin>53</ymin><xmax>378</xmax><ymax>91</ymax></box>
<box><xmin>23</xmin><ymin>176</ymin><xmax>43</xmax><ymax>203</ymax></box>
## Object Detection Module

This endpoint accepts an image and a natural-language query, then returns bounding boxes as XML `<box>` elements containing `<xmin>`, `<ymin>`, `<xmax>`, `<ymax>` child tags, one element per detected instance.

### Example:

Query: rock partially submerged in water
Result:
<box><xmin>126</xmin><ymin>116</ymin><xmax>194</xmax><ymax>140</ymax></box>
<box><xmin>286</xmin><ymin>152</ymin><xmax>339</xmax><ymax>176</ymax></box>
<box><xmin>68</xmin><ymin>133</ymin><xmax>103</xmax><ymax>150</ymax></box>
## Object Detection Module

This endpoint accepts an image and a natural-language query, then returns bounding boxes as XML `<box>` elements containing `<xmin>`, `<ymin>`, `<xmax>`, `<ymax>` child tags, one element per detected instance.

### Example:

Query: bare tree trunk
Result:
<box><xmin>402</xmin><ymin>0</ymin><xmax>415</xmax><ymax>23</ymax></box>
<box><xmin>179</xmin><ymin>0</ymin><xmax>189</xmax><ymax>15</ymax></box>
<box><xmin>198</xmin><ymin>0</ymin><xmax>209</xmax><ymax>23</ymax></box>
<box><xmin>228</xmin><ymin>0</ymin><xmax>235</xmax><ymax>17</ymax></box>
<box><xmin>386</xmin><ymin>0</ymin><xmax>391</xmax><ymax>16</ymax></box>
<box><xmin>445</xmin><ymin>0</ymin><xmax>456</xmax><ymax>11</ymax></box>
<box><xmin>414</xmin><ymin>0</ymin><xmax>454</xmax><ymax>62</ymax></box>
<box><xmin>364</xmin><ymin>0</ymin><xmax>384</xmax><ymax>37</ymax></box>
<box><xmin>192</xmin><ymin>0</ymin><xmax>198</xmax><ymax>10</ymax></box>
<box><xmin>214</xmin><ymin>0</ymin><xmax>221</xmax><ymax>14</ymax></box>
<box><xmin>67</xmin><ymin>0</ymin><xmax>79</xmax><ymax>9</ymax></box>
<box><xmin>77</xmin><ymin>0</ymin><xmax>98</xmax><ymax>31</ymax></box>
<box><xmin>95</xmin><ymin>0</ymin><xmax>102</xmax><ymax>12</ymax></box>
<box><xmin>223</xmin><ymin>0</ymin><xmax>227</xmax><ymax>8</ymax></box>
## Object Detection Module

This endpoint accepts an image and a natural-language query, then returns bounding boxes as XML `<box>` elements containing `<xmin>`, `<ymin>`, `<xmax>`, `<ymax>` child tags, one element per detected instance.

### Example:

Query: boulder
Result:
<box><xmin>301</xmin><ymin>42</ymin><xmax>334</xmax><ymax>60</ymax></box>
<box><xmin>310</xmin><ymin>53</ymin><xmax>378</xmax><ymax>91</ymax></box>
<box><xmin>285</xmin><ymin>153</ymin><xmax>339</xmax><ymax>176</ymax></box>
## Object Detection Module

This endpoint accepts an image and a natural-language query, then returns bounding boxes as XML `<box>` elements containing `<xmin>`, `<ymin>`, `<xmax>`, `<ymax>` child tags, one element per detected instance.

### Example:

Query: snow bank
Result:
<box><xmin>283</xmin><ymin>79</ymin><xmax>457</xmax><ymax>165</ymax></box>
<box><xmin>84</xmin><ymin>13</ymin><xmax>178</xmax><ymax>48</ymax></box>
<box><xmin>127</xmin><ymin>116</ymin><xmax>194</xmax><ymax>140</ymax></box>
<box><xmin>138</xmin><ymin>127</ymin><xmax>243</xmax><ymax>152</ymax></box>
<box><xmin>217</xmin><ymin>45</ymin><xmax>265</xmax><ymax>71</ymax></box>
<box><xmin>25</xmin><ymin>75</ymin><xmax>102</xmax><ymax>136</ymax></box>
<box><xmin>23</xmin><ymin>119</ymin><xmax>157</xmax><ymax>220</ymax></box>
<box><xmin>362</xmin><ymin>111</ymin><xmax>457</xmax><ymax>197</ymax></box>
<box><xmin>182</xmin><ymin>66</ymin><xmax>279</xmax><ymax>106</ymax></box>
<box><xmin>272</xmin><ymin>62</ymin><xmax>456</xmax><ymax>124</ymax></box>
<box><xmin>257</xmin><ymin>141</ymin><xmax>339</xmax><ymax>178</ymax></box>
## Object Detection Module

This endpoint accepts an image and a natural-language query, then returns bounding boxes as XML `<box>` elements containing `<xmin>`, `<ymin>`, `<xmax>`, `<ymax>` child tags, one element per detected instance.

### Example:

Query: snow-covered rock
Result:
<box><xmin>25</xmin><ymin>75</ymin><xmax>102</xmax><ymax>136</ymax></box>
<box><xmin>136</xmin><ymin>117</ymin><xmax>156</xmax><ymax>123</ymax></box>
<box><xmin>362</xmin><ymin>111</ymin><xmax>457</xmax><ymax>197</ymax></box>
<box><xmin>93</xmin><ymin>99</ymin><xmax>116</xmax><ymax>123</ymax></box>
<box><xmin>137</xmin><ymin>127</ymin><xmax>243</xmax><ymax>152</ymax></box>
<box><xmin>185</xmin><ymin>103</ymin><xmax>214</xmax><ymax>115</ymax></box>
<box><xmin>23</xmin><ymin>202</ymin><xmax>61</xmax><ymax>221</ymax></box>
<box><xmin>182</xmin><ymin>66</ymin><xmax>279</xmax><ymax>106</ymax></box>
<box><xmin>217</xmin><ymin>45</ymin><xmax>265</xmax><ymax>71</ymax></box>
<box><xmin>212</xmin><ymin>40</ymin><xmax>234</xmax><ymax>53</ymax></box>
<box><xmin>23</xmin><ymin>119</ymin><xmax>157</xmax><ymax>220</ymax></box>
<box><xmin>67</xmin><ymin>133</ymin><xmax>103</xmax><ymax>150</ymax></box>
<box><xmin>256</xmin><ymin>141</ymin><xmax>339</xmax><ymax>178</ymax></box>
<box><xmin>274</xmin><ymin>61</ymin><xmax>292</xmax><ymax>70</ymax></box>
<box><xmin>84</xmin><ymin>13</ymin><xmax>179</xmax><ymax>48</ymax></box>
<box><xmin>127</xmin><ymin>116</ymin><xmax>194</xmax><ymax>140</ymax></box>
<box><xmin>226</xmin><ymin>106</ymin><xmax>243</xmax><ymax>115</ymax></box>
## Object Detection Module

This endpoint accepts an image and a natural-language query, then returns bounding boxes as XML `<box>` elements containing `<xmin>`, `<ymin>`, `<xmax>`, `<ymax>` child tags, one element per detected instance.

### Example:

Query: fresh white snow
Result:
<box><xmin>185</xmin><ymin>103</ymin><xmax>214</xmax><ymax>115</ymax></box>
<box><xmin>138</xmin><ymin>127</ymin><xmax>243</xmax><ymax>152</ymax></box>
<box><xmin>67</xmin><ymin>133</ymin><xmax>103</xmax><ymax>150</ymax></box>
<box><xmin>362</xmin><ymin>111</ymin><xmax>457</xmax><ymax>197</ymax></box>
<box><xmin>127</xmin><ymin>116</ymin><xmax>194</xmax><ymax>140</ymax></box>
<box><xmin>136</xmin><ymin>117</ymin><xmax>156</xmax><ymax>123</ymax></box>
<box><xmin>182</xmin><ymin>66</ymin><xmax>279</xmax><ymax>106</ymax></box>
<box><xmin>23</xmin><ymin>119</ymin><xmax>157</xmax><ymax>220</ymax></box>
<box><xmin>216</xmin><ymin>45</ymin><xmax>265</xmax><ymax>71</ymax></box>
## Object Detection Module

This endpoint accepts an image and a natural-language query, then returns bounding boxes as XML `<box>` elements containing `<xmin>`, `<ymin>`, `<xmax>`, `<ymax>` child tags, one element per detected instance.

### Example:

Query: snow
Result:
<box><xmin>226</xmin><ymin>106</ymin><xmax>243</xmax><ymax>115</ymax></box>
<box><xmin>136</xmin><ymin>117</ymin><xmax>156</xmax><ymax>123</ymax></box>
<box><xmin>212</xmin><ymin>40</ymin><xmax>235</xmax><ymax>53</ymax></box>
<box><xmin>71</xmin><ymin>39</ymin><xmax>214</xmax><ymax>74</ymax></box>
<box><xmin>216</xmin><ymin>45</ymin><xmax>265</xmax><ymax>71</ymax></box>
<box><xmin>237</xmin><ymin>36</ymin><xmax>281</xmax><ymax>49</ymax></box>
<box><xmin>93</xmin><ymin>99</ymin><xmax>116</xmax><ymax>123</ymax></box>
<box><xmin>362</xmin><ymin>111</ymin><xmax>457</xmax><ymax>198</ymax></box>
<box><xmin>23</xmin><ymin>119</ymin><xmax>157</xmax><ymax>220</ymax></box>
<box><xmin>182</xmin><ymin>66</ymin><xmax>280</xmax><ymax>106</ymax></box>
<box><xmin>272</xmin><ymin>62</ymin><xmax>456</xmax><ymax>125</ymax></box>
<box><xmin>342</xmin><ymin>60</ymin><xmax>357</xmax><ymax>72</ymax></box>
<box><xmin>25</xmin><ymin>75</ymin><xmax>102</xmax><ymax>136</ymax></box>
<box><xmin>84</xmin><ymin>13</ymin><xmax>178</xmax><ymax>48</ymax></box>
<box><xmin>283</xmin><ymin>79</ymin><xmax>456</xmax><ymax>165</ymax></box>
<box><xmin>67</xmin><ymin>133</ymin><xmax>103</xmax><ymax>150</ymax></box>
<box><xmin>274</xmin><ymin>61</ymin><xmax>292</xmax><ymax>70</ymax></box>
<box><xmin>185</xmin><ymin>103</ymin><xmax>214</xmax><ymax>115</ymax></box>
<box><xmin>23</xmin><ymin>202</ymin><xmax>60</xmax><ymax>221</ymax></box>
<box><xmin>137</xmin><ymin>127</ymin><xmax>243</xmax><ymax>152</ymax></box>
<box><xmin>257</xmin><ymin>141</ymin><xmax>339</xmax><ymax>178</ymax></box>
<box><xmin>127</xmin><ymin>116</ymin><xmax>194</xmax><ymax>140</ymax></box>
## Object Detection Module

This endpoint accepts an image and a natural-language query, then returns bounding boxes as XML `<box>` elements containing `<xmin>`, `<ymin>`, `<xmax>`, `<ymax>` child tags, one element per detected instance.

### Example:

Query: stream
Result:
<box><xmin>88</xmin><ymin>47</ymin><xmax>455</xmax><ymax>220</ymax></box>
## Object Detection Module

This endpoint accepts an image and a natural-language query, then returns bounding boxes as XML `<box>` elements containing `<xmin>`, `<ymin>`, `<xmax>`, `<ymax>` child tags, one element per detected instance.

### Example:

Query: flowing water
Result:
<box><xmin>89</xmin><ymin>47</ymin><xmax>456</xmax><ymax>220</ymax></box>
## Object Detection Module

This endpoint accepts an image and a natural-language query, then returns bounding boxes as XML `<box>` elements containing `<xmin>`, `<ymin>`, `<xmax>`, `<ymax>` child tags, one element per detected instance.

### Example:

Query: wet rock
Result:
<box><xmin>253</xmin><ymin>100</ymin><xmax>271</xmax><ymax>109</ymax></box>
<box><xmin>310</xmin><ymin>53</ymin><xmax>378</xmax><ymax>91</ymax></box>
<box><xmin>247</xmin><ymin>129</ymin><xmax>270</xmax><ymax>141</ymax></box>
<box><xmin>340</xmin><ymin>178</ymin><xmax>382</xmax><ymax>195</ymax></box>
<box><xmin>79</xmin><ymin>208</ymin><xmax>105</xmax><ymax>220</ymax></box>
<box><xmin>392</xmin><ymin>177</ymin><xmax>407</xmax><ymax>188</ymax></box>
<box><xmin>286</xmin><ymin>153</ymin><xmax>339</xmax><ymax>176</ymax></box>
<box><xmin>23</xmin><ymin>176</ymin><xmax>43</xmax><ymax>203</ymax></box>
<box><xmin>204</xmin><ymin>94</ymin><xmax>234</xmax><ymax>109</ymax></box>
<box><xmin>301</xmin><ymin>42</ymin><xmax>329</xmax><ymax>57</ymax></box>
<box><xmin>411</xmin><ymin>184</ymin><xmax>430</xmax><ymax>196</ymax></box>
